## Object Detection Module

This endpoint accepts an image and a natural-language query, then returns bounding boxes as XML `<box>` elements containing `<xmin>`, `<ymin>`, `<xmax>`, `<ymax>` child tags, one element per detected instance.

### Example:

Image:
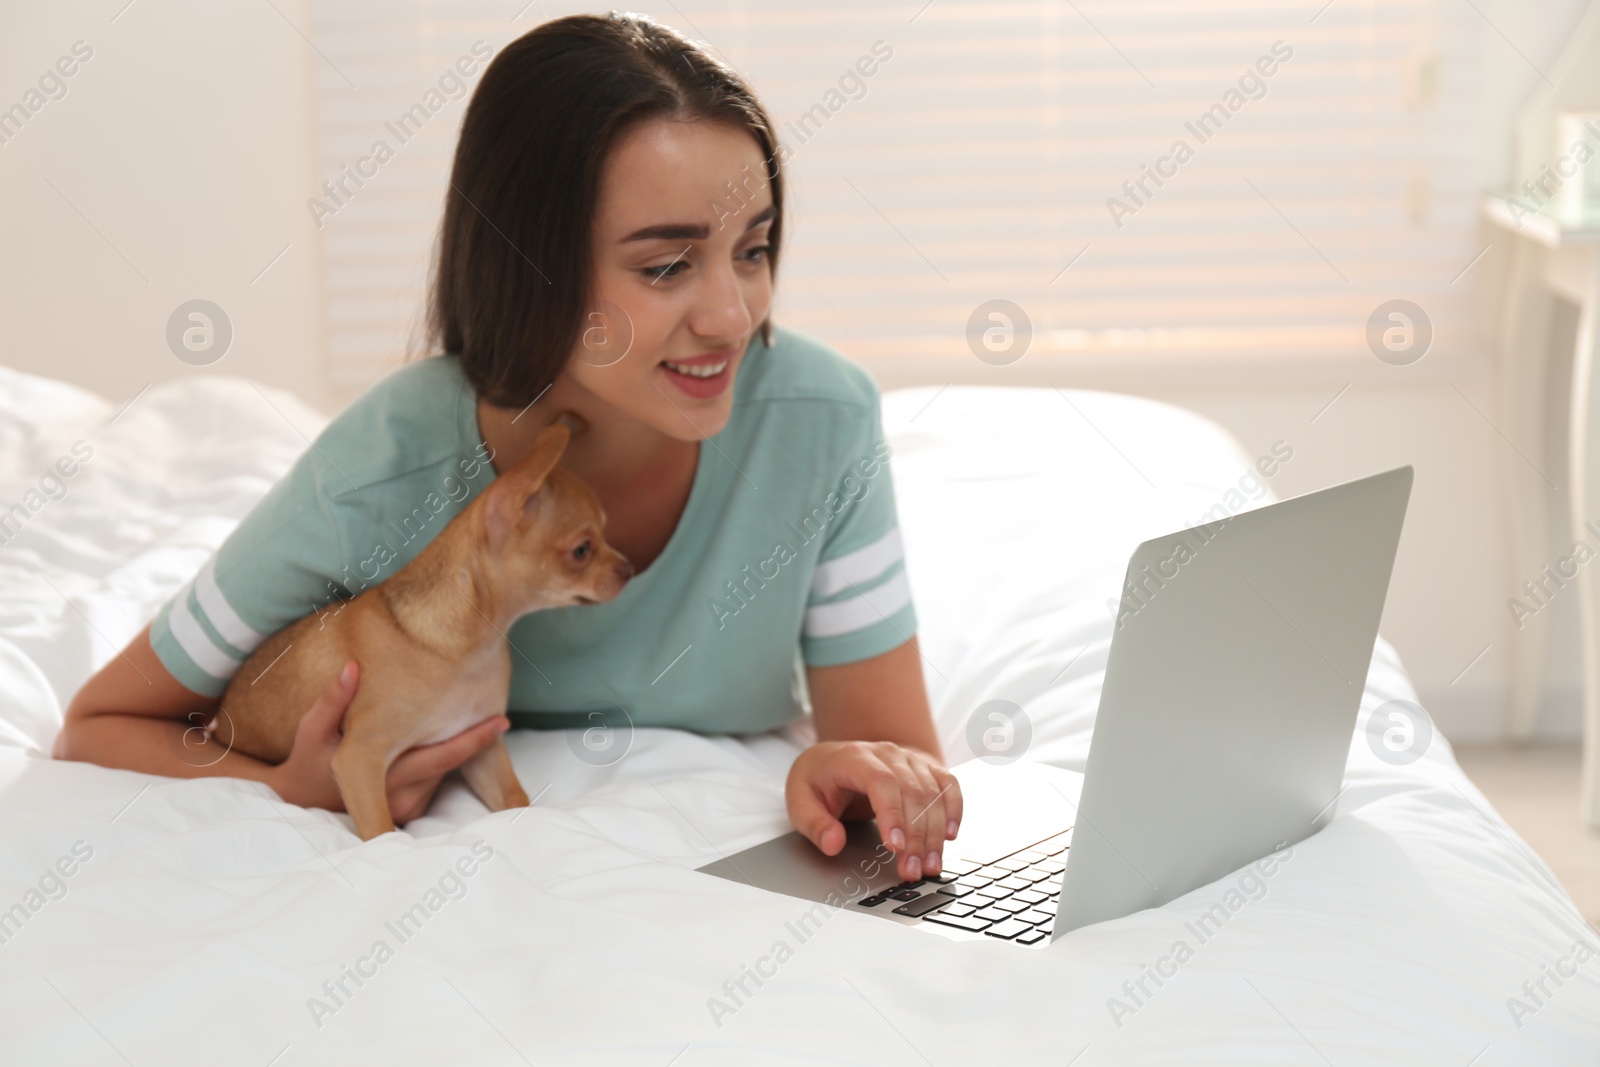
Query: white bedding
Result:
<box><xmin>0</xmin><ymin>365</ymin><xmax>1596</xmax><ymax>1065</ymax></box>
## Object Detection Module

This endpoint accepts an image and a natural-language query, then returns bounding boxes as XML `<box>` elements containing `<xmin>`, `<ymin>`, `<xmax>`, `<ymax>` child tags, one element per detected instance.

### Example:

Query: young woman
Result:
<box><xmin>54</xmin><ymin>13</ymin><xmax>960</xmax><ymax>882</ymax></box>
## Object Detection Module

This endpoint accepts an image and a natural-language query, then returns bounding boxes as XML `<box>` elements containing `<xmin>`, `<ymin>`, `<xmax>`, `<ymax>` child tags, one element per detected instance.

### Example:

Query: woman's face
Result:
<box><xmin>565</xmin><ymin>117</ymin><xmax>775</xmax><ymax>442</ymax></box>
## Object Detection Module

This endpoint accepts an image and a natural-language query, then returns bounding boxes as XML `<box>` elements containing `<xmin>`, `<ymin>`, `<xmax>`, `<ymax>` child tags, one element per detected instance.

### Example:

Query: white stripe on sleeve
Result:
<box><xmin>195</xmin><ymin>555</ymin><xmax>267</xmax><ymax>655</ymax></box>
<box><xmin>809</xmin><ymin>527</ymin><xmax>904</xmax><ymax>601</ymax></box>
<box><xmin>167</xmin><ymin>585</ymin><xmax>244</xmax><ymax>681</ymax></box>
<box><xmin>804</xmin><ymin>567</ymin><xmax>912</xmax><ymax>639</ymax></box>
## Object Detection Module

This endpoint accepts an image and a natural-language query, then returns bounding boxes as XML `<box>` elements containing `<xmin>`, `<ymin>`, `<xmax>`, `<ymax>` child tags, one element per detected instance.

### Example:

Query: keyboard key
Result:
<box><xmin>891</xmin><ymin>889</ymin><xmax>921</xmax><ymax>902</ymax></box>
<box><xmin>1039</xmin><ymin>859</ymin><xmax>1066</xmax><ymax>874</ymax></box>
<box><xmin>992</xmin><ymin>856</ymin><xmax>1031</xmax><ymax>872</ymax></box>
<box><xmin>893</xmin><ymin>893</ymin><xmax>954</xmax><ymax>917</ymax></box>
<box><xmin>1017</xmin><ymin>929</ymin><xmax>1049</xmax><ymax>945</ymax></box>
<box><xmin>974</xmin><ymin>906</ymin><xmax>1011</xmax><ymax>922</ymax></box>
<box><xmin>975</xmin><ymin>866</ymin><xmax>1009</xmax><ymax>881</ymax></box>
<box><xmin>984</xmin><ymin>918</ymin><xmax>1035</xmax><ymax>939</ymax></box>
<box><xmin>1014</xmin><ymin>889</ymin><xmax>1048</xmax><ymax>905</ymax></box>
<box><xmin>1038</xmin><ymin>925</ymin><xmax>1053</xmax><ymax>935</ymax></box>
<box><xmin>1015</xmin><ymin>908</ymin><xmax>1053</xmax><ymax>925</ymax></box>
<box><xmin>935</xmin><ymin>884</ymin><xmax>975</xmax><ymax>899</ymax></box>
<box><xmin>939</xmin><ymin>901</ymin><xmax>978</xmax><ymax>917</ymax></box>
<box><xmin>995</xmin><ymin>876</ymin><xmax>1032</xmax><ymax>892</ymax></box>
<box><xmin>924</xmin><ymin>871</ymin><xmax>959</xmax><ymax>884</ymax></box>
<box><xmin>952</xmin><ymin>874</ymin><xmax>992</xmax><ymax>890</ymax></box>
<box><xmin>1019</xmin><ymin>849</ymin><xmax>1050</xmax><ymax>863</ymax></box>
<box><xmin>894</xmin><ymin>881</ymin><xmax>924</xmax><ymax>891</ymax></box>
<box><xmin>970</xmin><ymin>887</ymin><xmax>1008</xmax><ymax>902</ymax></box>
<box><xmin>857</xmin><ymin>895</ymin><xmax>885</xmax><ymax>907</ymax></box>
<box><xmin>941</xmin><ymin>858</ymin><xmax>980</xmax><ymax>876</ymax></box>
<box><xmin>992</xmin><ymin>898</ymin><xmax>1030</xmax><ymax>914</ymax></box>
<box><xmin>924</xmin><ymin>912</ymin><xmax>993</xmax><ymax>932</ymax></box>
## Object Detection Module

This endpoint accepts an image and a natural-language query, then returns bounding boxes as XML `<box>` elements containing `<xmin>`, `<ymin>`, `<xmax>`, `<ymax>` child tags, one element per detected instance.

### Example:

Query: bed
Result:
<box><xmin>1</xmin><ymin>364</ymin><xmax>1595</xmax><ymax>1065</ymax></box>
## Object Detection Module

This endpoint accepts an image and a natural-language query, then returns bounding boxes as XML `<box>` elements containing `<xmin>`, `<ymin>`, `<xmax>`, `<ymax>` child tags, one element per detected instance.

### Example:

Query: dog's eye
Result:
<box><xmin>572</xmin><ymin>541</ymin><xmax>592</xmax><ymax>562</ymax></box>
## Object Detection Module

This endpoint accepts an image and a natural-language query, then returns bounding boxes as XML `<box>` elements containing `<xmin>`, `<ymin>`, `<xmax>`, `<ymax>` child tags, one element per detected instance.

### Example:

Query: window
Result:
<box><xmin>307</xmin><ymin>1</ymin><xmax>1482</xmax><ymax>395</ymax></box>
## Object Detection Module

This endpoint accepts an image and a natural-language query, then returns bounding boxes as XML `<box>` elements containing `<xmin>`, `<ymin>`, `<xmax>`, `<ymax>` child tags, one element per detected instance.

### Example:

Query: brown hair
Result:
<box><xmin>426</xmin><ymin>12</ymin><xmax>784</xmax><ymax>408</ymax></box>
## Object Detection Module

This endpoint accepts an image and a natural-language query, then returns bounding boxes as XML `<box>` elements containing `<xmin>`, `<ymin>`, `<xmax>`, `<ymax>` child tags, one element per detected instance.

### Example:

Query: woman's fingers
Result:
<box><xmin>270</xmin><ymin>661</ymin><xmax>360</xmax><ymax>812</ymax></box>
<box><xmin>386</xmin><ymin>716</ymin><xmax>509</xmax><ymax>823</ymax></box>
<box><xmin>897</xmin><ymin>751</ymin><xmax>946</xmax><ymax>879</ymax></box>
<box><xmin>865</xmin><ymin>746</ymin><xmax>962</xmax><ymax>881</ymax></box>
<box><xmin>783</xmin><ymin>741</ymin><xmax>965</xmax><ymax>885</ymax></box>
<box><xmin>302</xmin><ymin>660</ymin><xmax>359</xmax><ymax>742</ymax></box>
<box><xmin>891</xmin><ymin>754</ymin><xmax>927</xmax><ymax>881</ymax></box>
<box><xmin>937</xmin><ymin>765</ymin><xmax>965</xmax><ymax>841</ymax></box>
<box><xmin>908</xmin><ymin>759</ymin><xmax>948</xmax><ymax>876</ymax></box>
<box><xmin>390</xmin><ymin>715</ymin><xmax>509</xmax><ymax>785</ymax></box>
<box><xmin>786</xmin><ymin>776</ymin><xmax>849</xmax><ymax>857</ymax></box>
<box><xmin>851</xmin><ymin>751</ymin><xmax>928</xmax><ymax>882</ymax></box>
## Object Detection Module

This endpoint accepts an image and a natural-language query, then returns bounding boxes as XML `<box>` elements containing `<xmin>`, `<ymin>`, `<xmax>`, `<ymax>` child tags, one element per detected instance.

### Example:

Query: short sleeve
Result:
<box><xmin>149</xmin><ymin>449</ymin><xmax>346</xmax><ymax>698</ymax></box>
<box><xmin>800</xmin><ymin>398</ymin><xmax>917</xmax><ymax>667</ymax></box>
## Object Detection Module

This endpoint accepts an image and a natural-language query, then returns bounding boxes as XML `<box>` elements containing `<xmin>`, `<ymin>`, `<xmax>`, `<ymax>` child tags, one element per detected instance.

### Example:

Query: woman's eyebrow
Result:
<box><xmin>619</xmin><ymin>204</ymin><xmax>776</xmax><ymax>243</ymax></box>
<box><xmin>622</xmin><ymin>222</ymin><xmax>708</xmax><ymax>242</ymax></box>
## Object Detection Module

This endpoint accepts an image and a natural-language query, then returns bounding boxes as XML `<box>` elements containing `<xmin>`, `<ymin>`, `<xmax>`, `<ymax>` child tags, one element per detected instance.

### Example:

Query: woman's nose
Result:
<box><xmin>690</xmin><ymin>261</ymin><xmax>753</xmax><ymax>339</ymax></box>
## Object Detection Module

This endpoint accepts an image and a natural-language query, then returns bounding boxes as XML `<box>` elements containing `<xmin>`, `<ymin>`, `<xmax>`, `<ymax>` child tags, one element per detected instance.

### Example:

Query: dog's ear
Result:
<box><xmin>484</xmin><ymin>422</ymin><xmax>570</xmax><ymax>552</ymax></box>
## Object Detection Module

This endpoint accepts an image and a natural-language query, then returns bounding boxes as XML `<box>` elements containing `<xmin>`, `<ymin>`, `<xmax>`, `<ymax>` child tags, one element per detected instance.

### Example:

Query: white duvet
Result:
<box><xmin>0</xmin><ymin>365</ymin><xmax>1595</xmax><ymax>1065</ymax></box>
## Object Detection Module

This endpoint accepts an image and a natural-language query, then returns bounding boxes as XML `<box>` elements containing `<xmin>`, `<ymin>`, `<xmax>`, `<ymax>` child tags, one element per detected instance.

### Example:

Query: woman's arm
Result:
<box><xmin>55</xmin><ymin>624</ymin><xmax>509</xmax><ymax>822</ymax></box>
<box><xmin>56</xmin><ymin>624</ymin><xmax>278</xmax><ymax>781</ymax></box>
<box><xmin>786</xmin><ymin>634</ymin><xmax>963</xmax><ymax>883</ymax></box>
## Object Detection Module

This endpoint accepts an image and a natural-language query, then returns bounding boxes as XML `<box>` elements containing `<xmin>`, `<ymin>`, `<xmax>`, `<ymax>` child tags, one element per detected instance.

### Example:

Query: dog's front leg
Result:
<box><xmin>331</xmin><ymin>740</ymin><xmax>396</xmax><ymax>839</ymax></box>
<box><xmin>460</xmin><ymin>737</ymin><xmax>530</xmax><ymax>813</ymax></box>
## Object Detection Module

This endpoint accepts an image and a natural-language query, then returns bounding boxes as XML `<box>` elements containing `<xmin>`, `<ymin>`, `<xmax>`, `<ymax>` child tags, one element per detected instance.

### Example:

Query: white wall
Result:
<box><xmin>0</xmin><ymin>0</ymin><xmax>331</xmax><ymax>415</ymax></box>
<box><xmin>1168</xmin><ymin>380</ymin><xmax>1522</xmax><ymax>739</ymax></box>
<box><xmin>866</xmin><ymin>0</ymin><xmax>1600</xmax><ymax>743</ymax></box>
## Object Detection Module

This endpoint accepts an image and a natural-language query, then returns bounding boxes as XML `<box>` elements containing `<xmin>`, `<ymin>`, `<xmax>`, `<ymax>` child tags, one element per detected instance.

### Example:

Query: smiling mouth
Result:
<box><xmin>661</xmin><ymin>358</ymin><xmax>730</xmax><ymax>378</ymax></box>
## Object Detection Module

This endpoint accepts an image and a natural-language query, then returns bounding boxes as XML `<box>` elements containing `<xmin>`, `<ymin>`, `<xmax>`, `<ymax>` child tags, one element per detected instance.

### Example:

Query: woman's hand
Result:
<box><xmin>786</xmin><ymin>740</ymin><xmax>963</xmax><ymax>883</ymax></box>
<box><xmin>266</xmin><ymin>660</ymin><xmax>511</xmax><ymax>824</ymax></box>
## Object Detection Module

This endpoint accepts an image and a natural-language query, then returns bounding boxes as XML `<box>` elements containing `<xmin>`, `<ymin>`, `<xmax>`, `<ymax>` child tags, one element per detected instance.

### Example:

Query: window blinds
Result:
<box><xmin>307</xmin><ymin>0</ymin><xmax>1483</xmax><ymax>394</ymax></box>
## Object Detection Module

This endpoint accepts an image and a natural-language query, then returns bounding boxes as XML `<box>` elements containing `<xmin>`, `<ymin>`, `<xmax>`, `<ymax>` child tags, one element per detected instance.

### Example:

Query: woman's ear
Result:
<box><xmin>483</xmin><ymin>422</ymin><xmax>571</xmax><ymax>551</ymax></box>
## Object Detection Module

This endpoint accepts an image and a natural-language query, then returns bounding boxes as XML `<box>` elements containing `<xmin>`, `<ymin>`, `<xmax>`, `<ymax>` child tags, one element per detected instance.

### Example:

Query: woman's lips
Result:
<box><xmin>659</xmin><ymin>347</ymin><xmax>737</xmax><ymax>399</ymax></box>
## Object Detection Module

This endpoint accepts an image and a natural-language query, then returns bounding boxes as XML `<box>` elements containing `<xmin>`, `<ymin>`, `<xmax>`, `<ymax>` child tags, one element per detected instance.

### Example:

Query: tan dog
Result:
<box><xmin>215</xmin><ymin>420</ymin><xmax>634</xmax><ymax>839</ymax></box>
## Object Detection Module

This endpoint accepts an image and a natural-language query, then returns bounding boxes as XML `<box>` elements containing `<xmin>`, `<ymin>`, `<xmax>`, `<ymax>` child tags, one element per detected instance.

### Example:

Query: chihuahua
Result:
<box><xmin>214</xmin><ymin>419</ymin><xmax>634</xmax><ymax>839</ymax></box>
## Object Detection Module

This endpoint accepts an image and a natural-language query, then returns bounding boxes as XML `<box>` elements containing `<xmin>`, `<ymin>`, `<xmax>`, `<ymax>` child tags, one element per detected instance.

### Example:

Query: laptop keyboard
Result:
<box><xmin>853</xmin><ymin>828</ymin><xmax>1073</xmax><ymax>946</ymax></box>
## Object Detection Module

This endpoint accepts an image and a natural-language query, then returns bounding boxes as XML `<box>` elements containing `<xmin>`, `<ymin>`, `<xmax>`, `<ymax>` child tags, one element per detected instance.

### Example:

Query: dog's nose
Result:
<box><xmin>614</xmin><ymin>559</ymin><xmax>636</xmax><ymax>582</ymax></box>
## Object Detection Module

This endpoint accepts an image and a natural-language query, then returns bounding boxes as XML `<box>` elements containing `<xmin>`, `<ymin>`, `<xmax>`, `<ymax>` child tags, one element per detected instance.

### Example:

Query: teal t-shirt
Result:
<box><xmin>149</xmin><ymin>325</ymin><xmax>917</xmax><ymax>734</ymax></box>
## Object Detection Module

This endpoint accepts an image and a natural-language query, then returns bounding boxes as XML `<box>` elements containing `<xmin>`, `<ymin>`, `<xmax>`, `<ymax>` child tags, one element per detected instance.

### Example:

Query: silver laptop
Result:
<box><xmin>699</xmin><ymin>466</ymin><xmax>1412</xmax><ymax>946</ymax></box>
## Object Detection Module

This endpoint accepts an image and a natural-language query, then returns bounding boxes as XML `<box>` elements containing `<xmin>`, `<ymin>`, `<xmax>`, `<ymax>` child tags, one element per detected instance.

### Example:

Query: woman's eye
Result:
<box><xmin>572</xmin><ymin>541</ymin><xmax>591</xmax><ymax>561</ymax></box>
<box><xmin>643</xmin><ymin>259</ymin><xmax>689</xmax><ymax>281</ymax></box>
<box><xmin>741</xmin><ymin>244</ymin><xmax>771</xmax><ymax>264</ymax></box>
